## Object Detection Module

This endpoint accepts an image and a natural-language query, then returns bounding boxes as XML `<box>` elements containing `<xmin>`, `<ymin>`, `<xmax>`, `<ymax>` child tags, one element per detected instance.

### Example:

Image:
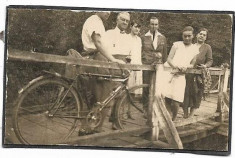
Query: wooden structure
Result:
<box><xmin>6</xmin><ymin>49</ymin><xmax>231</xmax><ymax>149</ymax></box>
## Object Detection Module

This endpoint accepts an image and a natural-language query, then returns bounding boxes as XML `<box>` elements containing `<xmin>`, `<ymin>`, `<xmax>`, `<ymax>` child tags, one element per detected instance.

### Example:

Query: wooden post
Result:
<box><xmin>148</xmin><ymin>53</ymin><xmax>163</xmax><ymax>141</ymax></box>
<box><xmin>223</xmin><ymin>67</ymin><xmax>229</xmax><ymax>93</ymax></box>
<box><xmin>148</xmin><ymin>68</ymin><xmax>157</xmax><ymax>140</ymax></box>
<box><xmin>222</xmin><ymin>67</ymin><xmax>230</xmax><ymax>113</ymax></box>
<box><xmin>216</xmin><ymin>66</ymin><xmax>229</xmax><ymax>122</ymax></box>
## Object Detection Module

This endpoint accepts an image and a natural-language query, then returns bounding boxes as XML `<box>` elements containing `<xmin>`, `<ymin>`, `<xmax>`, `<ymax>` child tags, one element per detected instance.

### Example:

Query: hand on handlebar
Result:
<box><xmin>197</xmin><ymin>64</ymin><xmax>207</xmax><ymax>68</ymax></box>
<box><xmin>113</xmin><ymin>59</ymin><xmax>126</xmax><ymax>64</ymax></box>
<box><xmin>178</xmin><ymin>67</ymin><xmax>187</xmax><ymax>73</ymax></box>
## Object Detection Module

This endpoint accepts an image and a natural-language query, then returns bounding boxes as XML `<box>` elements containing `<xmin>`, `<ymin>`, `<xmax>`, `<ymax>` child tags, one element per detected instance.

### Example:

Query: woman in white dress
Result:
<box><xmin>128</xmin><ymin>21</ymin><xmax>142</xmax><ymax>93</ymax></box>
<box><xmin>163</xmin><ymin>26</ymin><xmax>199</xmax><ymax>121</ymax></box>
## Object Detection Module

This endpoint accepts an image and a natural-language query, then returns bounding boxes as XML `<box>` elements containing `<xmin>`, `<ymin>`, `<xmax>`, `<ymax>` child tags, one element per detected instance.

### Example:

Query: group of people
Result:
<box><xmin>66</xmin><ymin>11</ymin><xmax>213</xmax><ymax>133</ymax></box>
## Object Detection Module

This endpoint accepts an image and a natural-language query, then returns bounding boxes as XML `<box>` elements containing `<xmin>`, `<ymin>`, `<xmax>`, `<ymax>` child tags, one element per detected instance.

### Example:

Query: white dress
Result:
<box><xmin>128</xmin><ymin>34</ymin><xmax>143</xmax><ymax>93</ymax></box>
<box><xmin>162</xmin><ymin>42</ymin><xmax>199</xmax><ymax>102</ymax></box>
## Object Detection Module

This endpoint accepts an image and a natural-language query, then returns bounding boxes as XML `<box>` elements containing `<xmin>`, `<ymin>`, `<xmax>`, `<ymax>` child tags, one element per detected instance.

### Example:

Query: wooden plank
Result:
<box><xmin>151</xmin><ymin>140</ymin><xmax>172</xmax><ymax>149</ymax></box>
<box><xmin>177</xmin><ymin>122</ymin><xmax>218</xmax><ymax>137</ymax></box>
<box><xmin>152</xmin><ymin>96</ymin><xmax>183</xmax><ymax>149</ymax></box>
<box><xmin>8</xmin><ymin>49</ymin><xmax>153</xmax><ymax>71</ymax></box>
<box><xmin>216</xmin><ymin>121</ymin><xmax>229</xmax><ymax>137</ymax></box>
<box><xmin>148</xmin><ymin>69</ymin><xmax>158</xmax><ymax>140</ymax></box>
<box><xmin>8</xmin><ymin>49</ymin><xmax>226</xmax><ymax>75</ymax></box>
<box><xmin>85</xmin><ymin>137</ymin><xmax>132</xmax><ymax>147</ymax></box>
<box><xmin>199</xmin><ymin>119</ymin><xmax>221</xmax><ymax>127</ymax></box>
<box><xmin>223</xmin><ymin>92</ymin><xmax>229</xmax><ymax>107</ymax></box>
<box><xmin>65</xmin><ymin>126</ymin><xmax>150</xmax><ymax>145</ymax></box>
<box><xmin>181</xmin><ymin>129</ymin><xmax>216</xmax><ymax>144</ymax></box>
<box><xmin>174</xmin><ymin>113</ymin><xmax>220</xmax><ymax>127</ymax></box>
<box><xmin>223</xmin><ymin>68</ymin><xmax>230</xmax><ymax>93</ymax></box>
<box><xmin>152</xmin><ymin>121</ymin><xmax>219</xmax><ymax>144</ymax></box>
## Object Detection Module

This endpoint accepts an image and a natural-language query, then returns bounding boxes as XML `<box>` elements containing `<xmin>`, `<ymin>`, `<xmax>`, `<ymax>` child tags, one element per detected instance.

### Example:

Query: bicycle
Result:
<box><xmin>12</xmin><ymin>67</ymin><xmax>149</xmax><ymax>145</ymax></box>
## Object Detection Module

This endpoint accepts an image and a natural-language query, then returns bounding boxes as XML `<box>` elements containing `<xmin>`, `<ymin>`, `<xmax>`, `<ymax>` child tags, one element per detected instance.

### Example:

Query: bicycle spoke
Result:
<box><xmin>115</xmin><ymin>84</ymin><xmax>148</xmax><ymax>129</ymax></box>
<box><xmin>13</xmin><ymin>78</ymin><xmax>82</xmax><ymax>145</ymax></box>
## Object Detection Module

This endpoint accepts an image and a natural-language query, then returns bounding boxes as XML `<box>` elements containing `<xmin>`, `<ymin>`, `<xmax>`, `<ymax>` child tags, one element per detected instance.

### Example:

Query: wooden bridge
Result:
<box><xmin>4</xmin><ymin>49</ymin><xmax>231</xmax><ymax>151</ymax></box>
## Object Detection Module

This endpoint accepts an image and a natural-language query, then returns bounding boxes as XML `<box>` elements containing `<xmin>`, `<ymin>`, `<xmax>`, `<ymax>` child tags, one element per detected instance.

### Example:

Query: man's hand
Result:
<box><xmin>112</xmin><ymin>59</ymin><xmax>125</xmax><ymax>64</ymax></box>
<box><xmin>197</xmin><ymin>64</ymin><xmax>207</xmax><ymax>68</ymax></box>
<box><xmin>179</xmin><ymin>67</ymin><xmax>187</xmax><ymax>73</ymax></box>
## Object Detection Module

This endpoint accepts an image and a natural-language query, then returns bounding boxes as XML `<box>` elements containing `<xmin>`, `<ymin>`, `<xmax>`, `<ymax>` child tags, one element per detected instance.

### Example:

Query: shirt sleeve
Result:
<box><xmin>86</xmin><ymin>16</ymin><xmax>105</xmax><ymax>38</ymax></box>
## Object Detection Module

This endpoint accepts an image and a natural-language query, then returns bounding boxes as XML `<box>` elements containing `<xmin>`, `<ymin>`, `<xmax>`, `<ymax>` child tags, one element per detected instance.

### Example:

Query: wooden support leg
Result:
<box><xmin>148</xmin><ymin>70</ymin><xmax>157</xmax><ymax>140</ymax></box>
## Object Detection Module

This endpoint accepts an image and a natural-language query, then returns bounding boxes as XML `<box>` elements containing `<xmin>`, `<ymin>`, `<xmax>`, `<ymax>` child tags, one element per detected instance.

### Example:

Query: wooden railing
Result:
<box><xmin>7</xmin><ymin>49</ymin><xmax>230</xmax><ymax>149</ymax></box>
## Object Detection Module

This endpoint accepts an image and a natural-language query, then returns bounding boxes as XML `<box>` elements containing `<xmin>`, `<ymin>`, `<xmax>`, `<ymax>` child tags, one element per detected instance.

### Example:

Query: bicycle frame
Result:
<box><xmin>41</xmin><ymin>70</ymin><xmax>131</xmax><ymax>120</ymax></box>
<box><xmin>76</xmin><ymin>72</ymin><xmax>129</xmax><ymax>113</ymax></box>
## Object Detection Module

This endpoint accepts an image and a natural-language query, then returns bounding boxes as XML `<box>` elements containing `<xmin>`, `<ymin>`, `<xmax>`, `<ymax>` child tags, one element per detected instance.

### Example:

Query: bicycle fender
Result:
<box><xmin>18</xmin><ymin>76</ymin><xmax>45</xmax><ymax>94</ymax></box>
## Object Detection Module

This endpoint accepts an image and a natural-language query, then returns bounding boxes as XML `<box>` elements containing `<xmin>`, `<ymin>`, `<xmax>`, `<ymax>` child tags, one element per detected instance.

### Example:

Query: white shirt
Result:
<box><xmin>105</xmin><ymin>27</ymin><xmax>131</xmax><ymax>55</ymax></box>
<box><xmin>82</xmin><ymin>15</ymin><xmax>105</xmax><ymax>52</ymax></box>
<box><xmin>129</xmin><ymin>34</ymin><xmax>142</xmax><ymax>64</ymax></box>
<box><xmin>145</xmin><ymin>30</ymin><xmax>162</xmax><ymax>50</ymax></box>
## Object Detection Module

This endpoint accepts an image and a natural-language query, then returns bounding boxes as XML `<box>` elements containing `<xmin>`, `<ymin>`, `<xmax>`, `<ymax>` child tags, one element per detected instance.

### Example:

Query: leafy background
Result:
<box><xmin>6</xmin><ymin>8</ymin><xmax>233</xmax><ymax>103</ymax></box>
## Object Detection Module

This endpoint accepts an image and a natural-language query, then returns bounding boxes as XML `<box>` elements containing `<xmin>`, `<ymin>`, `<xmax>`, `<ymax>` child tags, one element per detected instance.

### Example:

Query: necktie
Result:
<box><xmin>153</xmin><ymin>32</ymin><xmax>158</xmax><ymax>49</ymax></box>
<box><xmin>153</xmin><ymin>31</ymin><xmax>155</xmax><ymax>41</ymax></box>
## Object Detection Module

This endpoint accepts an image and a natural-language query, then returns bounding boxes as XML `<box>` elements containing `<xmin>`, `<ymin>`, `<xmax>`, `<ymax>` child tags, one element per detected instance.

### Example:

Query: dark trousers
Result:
<box><xmin>65</xmin><ymin>49</ymin><xmax>126</xmax><ymax>131</ymax></box>
<box><xmin>142</xmin><ymin>70</ymin><xmax>151</xmax><ymax>109</ymax></box>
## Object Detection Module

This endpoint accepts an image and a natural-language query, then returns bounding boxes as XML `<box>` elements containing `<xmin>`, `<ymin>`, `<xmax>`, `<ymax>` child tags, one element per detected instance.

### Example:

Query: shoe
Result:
<box><xmin>112</xmin><ymin>124</ymin><xmax>118</xmax><ymax>130</ymax></box>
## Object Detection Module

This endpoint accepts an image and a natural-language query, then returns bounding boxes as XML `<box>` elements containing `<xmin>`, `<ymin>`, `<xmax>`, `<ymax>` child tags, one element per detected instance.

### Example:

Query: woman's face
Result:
<box><xmin>197</xmin><ymin>31</ymin><xmax>207</xmax><ymax>43</ymax></box>
<box><xmin>131</xmin><ymin>23</ymin><xmax>140</xmax><ymax>35</ymax></box>
<box><xmin>182</xmin><ymin>31</ymin><xmax>194</xmax><ymax>45</ymax></box>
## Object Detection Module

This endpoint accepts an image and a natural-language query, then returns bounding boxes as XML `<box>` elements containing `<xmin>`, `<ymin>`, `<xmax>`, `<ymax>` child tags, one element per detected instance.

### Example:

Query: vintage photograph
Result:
<box><xmin>3</xmin><ymin>6</ymin><xmax>233</xmax><ymax>155</ymax></box>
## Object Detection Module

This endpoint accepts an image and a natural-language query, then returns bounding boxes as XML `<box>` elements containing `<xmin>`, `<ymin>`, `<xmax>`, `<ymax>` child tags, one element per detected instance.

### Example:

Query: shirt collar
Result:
<box><xmin>115</xmin><ymin>26</ymin><xmax>126</xmax><ymax>34</ymax></box>
<box><xmin>145</xmin><ymin>30</ymin><xmax>162</xmax><ymax>37</ymax></box>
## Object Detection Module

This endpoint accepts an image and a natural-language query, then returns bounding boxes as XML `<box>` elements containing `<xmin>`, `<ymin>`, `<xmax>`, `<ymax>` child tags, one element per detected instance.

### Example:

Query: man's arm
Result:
<box><xmin>91</xmin><ymin>32</ymin><xmax>125</xmax><ymax>64</ymax></box>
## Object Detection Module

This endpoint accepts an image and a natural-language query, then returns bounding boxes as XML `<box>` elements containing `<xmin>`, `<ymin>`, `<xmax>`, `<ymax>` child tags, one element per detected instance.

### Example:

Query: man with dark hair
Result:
<box><xmin>141</xmin><ymin>17</ymin><xmax>167</xmax><ymax>113</ymax></box>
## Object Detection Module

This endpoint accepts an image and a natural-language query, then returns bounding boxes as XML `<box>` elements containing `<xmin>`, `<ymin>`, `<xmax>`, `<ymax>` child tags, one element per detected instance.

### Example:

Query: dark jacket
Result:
<box><xmin>141</xmin><ymin>31</ymin><xmax>167</xmax><ymax>64</ymax></box>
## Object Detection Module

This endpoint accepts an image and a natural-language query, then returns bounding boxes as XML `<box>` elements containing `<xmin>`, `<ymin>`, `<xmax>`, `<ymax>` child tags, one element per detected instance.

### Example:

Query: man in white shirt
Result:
<box><xmin>104</xmin><ymin>12</ymin><xmax>132</xmax><ymax>129</ymax></box>
<box><xmin>82</xmin><ymin>12</ymin><xmax>124</xmax><ymax>63</ymax></box>
<box><xmin>65</xmin><ymin>12</ymin><xmax>124</xmax><ymax>77</ymax></box>
<box><xmin>105</xmin><ymin>12</ymin><xmax>131</xmax><ymax>58</ymax></box>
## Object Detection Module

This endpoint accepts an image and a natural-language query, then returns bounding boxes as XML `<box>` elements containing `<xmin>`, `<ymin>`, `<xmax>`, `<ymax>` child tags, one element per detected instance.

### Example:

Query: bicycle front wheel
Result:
<box><xmin>12</xmin><ymin>77</ymin><xmax>83</xmax><ymax>145</ymax></box>
<box><xmin>114</xmin><ymin>84</ymin><xmax>149</xmax><ymax>129</ymax></box>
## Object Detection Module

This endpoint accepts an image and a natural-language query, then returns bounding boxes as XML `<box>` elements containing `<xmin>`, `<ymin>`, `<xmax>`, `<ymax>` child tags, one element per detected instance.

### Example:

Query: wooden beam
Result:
<box><xmin>174</xmin><ymin>112</ymin><xmax>220</xmax><ymax>127</ymax></box>
<box><xmin>8</xmin><ymin>49</ymin><xmax>153</xmax><ymax>71</ymax></box>
<box><xmin>64</xmin><ymin>126</ymin><xmax>150</xmax><ymax>145</ymax></box>
<box><xmin>181</xmin><ymin>129</ymin><xmax>216</xmax><ymax>144</ymax></box>
<box><xmin>152</xmin><ymin>140</ymin><xmax>173</xmax><ymax>149</ymax></box>
<box><xmin>152</xmin><ymin>96</ymin><xmax>183</xmax><ymax>149</ymax></box>
<box><xmin>148</xmin><ymin>69</ymin><xmax>158</xmax><ymax>140</ymax></box>
<box><xmin>223</xmin><ymin>68</ymin><xmax>230</xmax><ymax>93</ymax></box>
<box><xmin>7</xmin><ymin>49</ymin><xmax>226</xmax><ymax>75</ymax></box>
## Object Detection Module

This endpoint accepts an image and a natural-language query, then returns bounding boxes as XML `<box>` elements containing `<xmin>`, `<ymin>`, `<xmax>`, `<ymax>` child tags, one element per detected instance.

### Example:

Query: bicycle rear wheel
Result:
<box><xmin>12</xmin><ymin>77</ymin><xmax>83</xmax><ymax>145</ymax></box>
<box><xmin>114</xmin><ymin>84</ymin><xmax>149</xmax><ymax>129</ymax></box>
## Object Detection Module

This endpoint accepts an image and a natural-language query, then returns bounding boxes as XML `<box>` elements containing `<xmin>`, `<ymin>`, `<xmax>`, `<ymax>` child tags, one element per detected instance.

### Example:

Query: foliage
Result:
<box><xmin>7</xmin><ymin>9</ymin><xmax>233</xmax><ymax>64</ymax></box>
